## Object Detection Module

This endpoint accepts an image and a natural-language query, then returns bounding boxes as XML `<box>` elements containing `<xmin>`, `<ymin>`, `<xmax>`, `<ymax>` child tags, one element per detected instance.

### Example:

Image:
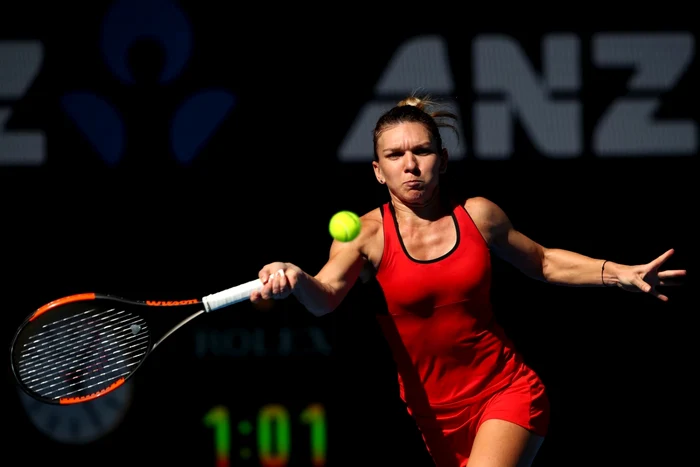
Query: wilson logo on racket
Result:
<box><xmin>146</xmin><ymin>299</ymin><xmax>198</xmax><ymax>306</ymax></box>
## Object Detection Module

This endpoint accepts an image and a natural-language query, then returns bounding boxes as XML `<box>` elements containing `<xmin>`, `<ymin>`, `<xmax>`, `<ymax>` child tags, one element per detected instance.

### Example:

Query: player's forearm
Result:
<box><xmin>542</xmin><ymin>248</ymin><xmax>618</xmax><ymax>287</ymax></box>
<box><xmin>292</xmin><ymin>272</ymin><xmax>343</xmax><ymax>317</ymax></box>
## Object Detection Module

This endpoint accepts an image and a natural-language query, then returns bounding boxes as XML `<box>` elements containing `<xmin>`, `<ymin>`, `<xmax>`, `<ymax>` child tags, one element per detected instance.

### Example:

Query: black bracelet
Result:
<box><xmin>601</xmin><ymin>260</ymin><xmax>609</xmax><ymax>286</ymax></box>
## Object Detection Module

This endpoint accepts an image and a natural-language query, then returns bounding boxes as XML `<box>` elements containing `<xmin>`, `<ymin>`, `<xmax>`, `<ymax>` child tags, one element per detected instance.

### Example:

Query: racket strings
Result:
<box><xmin>18</xmin><ymin>310</ymin><xmax>145</xmax><ymax>375</ymax></box>
<box><xmin>20</xmin><ymin>326</ymin><xmax>148</xmax><ymax>390</ymax></box>
<box><xmin>18</xmin><ymin>308</ymin><xmax>140</xmax><ymax>371</ymax></box>
<box><xmin>15</xmin><ymin>306</ymin><xmax>150</xmax><ymax>401</ymax></box>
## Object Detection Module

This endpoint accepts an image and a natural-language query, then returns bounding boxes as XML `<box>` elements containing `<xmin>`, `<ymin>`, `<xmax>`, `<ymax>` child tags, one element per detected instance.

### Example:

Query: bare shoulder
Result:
<box><xmin>356</xmin><ymin>207</ymin><xmax>385</xmax><ymax>268</ymax></box>
<box><xmin>358</xmin><ymin>207</ymin><xmax>384</xmax><ymax>244</ymax></box>
<box><xmin>463</xmin><ymin>197</ymin><xmax>512</xmax><ymax>241</ymax></box>
<box><xmin>464</xmin><ymin>196</ymin><xmax>507</xmax><ymax>222</ymax></box>
<box><xmin>359</xmin><ymin>208</ymin><xmax>383</xmax><ymax>228</ymax></box>
<box><xmin>323</xmin><ymin>207</ymin><xmax>384</xmax><ymax>281</ymax></box>
<box><xmin>328</xmin><ymin>207</ymin><xmax>383</xmax><ymax>256</ymax></box>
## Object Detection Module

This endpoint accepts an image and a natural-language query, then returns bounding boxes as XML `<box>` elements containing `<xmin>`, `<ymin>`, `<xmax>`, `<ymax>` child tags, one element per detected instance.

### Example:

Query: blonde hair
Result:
<box><xmin>372</xmin><ymin>92</ymin><xmax>459</xmax><ymax>161</ymax></box>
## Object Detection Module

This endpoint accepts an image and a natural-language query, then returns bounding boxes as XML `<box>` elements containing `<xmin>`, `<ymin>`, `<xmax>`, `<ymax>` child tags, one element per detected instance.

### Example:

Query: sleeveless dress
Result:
<box><xmin>374</xmin><ymin>199</ymin><xmax>549</xmax><ymax>466</ymax></box>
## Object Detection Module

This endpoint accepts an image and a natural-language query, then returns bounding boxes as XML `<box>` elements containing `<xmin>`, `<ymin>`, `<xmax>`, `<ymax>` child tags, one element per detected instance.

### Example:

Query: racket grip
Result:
<box><xmin>202</xmin><ymin>278</ymin><xmax>264</xmax><ymax>312</ymax></box>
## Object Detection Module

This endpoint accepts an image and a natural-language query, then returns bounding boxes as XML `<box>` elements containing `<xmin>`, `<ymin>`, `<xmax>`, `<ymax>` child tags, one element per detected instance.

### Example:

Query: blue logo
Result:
<box><xmin>61</xmin><ymin>0</ymin><xmax>235</xmax><ymax>166</ymax></box>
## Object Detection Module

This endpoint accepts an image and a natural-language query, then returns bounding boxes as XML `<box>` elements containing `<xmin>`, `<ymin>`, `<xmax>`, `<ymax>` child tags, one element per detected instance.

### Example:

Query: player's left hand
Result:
<box><xmin>614</xmin><ymin>248</ymin><xmax>687</xmax><ymax>301</ymax></box>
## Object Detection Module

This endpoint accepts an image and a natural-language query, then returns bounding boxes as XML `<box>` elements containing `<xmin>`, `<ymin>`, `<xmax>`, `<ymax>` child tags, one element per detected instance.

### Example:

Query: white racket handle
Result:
<box><xmin>202</xmin><ymin>278</ymin><xmax>264</xmax><ymax>312</ymax></box>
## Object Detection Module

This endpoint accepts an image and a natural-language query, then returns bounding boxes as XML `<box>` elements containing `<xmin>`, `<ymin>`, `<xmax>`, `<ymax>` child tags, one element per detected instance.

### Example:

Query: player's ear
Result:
<box><xmin>372</xmin><ymin>160</ymin><xmax>385</xmax><ymax>184</ymax></box>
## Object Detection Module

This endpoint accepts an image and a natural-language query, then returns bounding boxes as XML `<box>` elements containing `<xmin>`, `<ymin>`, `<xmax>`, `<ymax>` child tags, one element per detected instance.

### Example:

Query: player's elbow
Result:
<box><xmin>540</xmin><ymin>247</ymin><xmax>556</xmax><ymax>283</ymax></box>
<box><xmin>513</xmin><ymin>246</ymin><xmax>548</xmax><ymax>282</ymax></box>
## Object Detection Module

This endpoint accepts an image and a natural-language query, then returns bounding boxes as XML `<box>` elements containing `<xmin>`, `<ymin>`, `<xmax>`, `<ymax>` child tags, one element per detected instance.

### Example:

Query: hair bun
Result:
<box><xmin>397</xmin><ymin>96</ymin><xmax>425</xmax><ymax>110</ymax></box>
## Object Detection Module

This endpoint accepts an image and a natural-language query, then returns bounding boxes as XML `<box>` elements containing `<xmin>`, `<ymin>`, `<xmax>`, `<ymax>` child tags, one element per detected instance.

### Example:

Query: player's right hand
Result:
<box><xmin>251</xmin><ymin>262</ymin><xmax>301</xmax><ymax>302</ymax></box>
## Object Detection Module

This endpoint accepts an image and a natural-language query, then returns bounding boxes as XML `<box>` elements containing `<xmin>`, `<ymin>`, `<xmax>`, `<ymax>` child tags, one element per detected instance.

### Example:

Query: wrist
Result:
<box><xmin>601</xmin><ymin>260</ymin><xmax>618</xmax><ymax>287</ymax></box>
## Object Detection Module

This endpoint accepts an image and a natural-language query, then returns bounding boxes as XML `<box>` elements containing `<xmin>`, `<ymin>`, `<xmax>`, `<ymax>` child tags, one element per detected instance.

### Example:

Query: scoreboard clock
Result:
<box><xmin>202</xmin><ymin>402</ymin><xmax>327</xmax><ymax>467</ymax></box>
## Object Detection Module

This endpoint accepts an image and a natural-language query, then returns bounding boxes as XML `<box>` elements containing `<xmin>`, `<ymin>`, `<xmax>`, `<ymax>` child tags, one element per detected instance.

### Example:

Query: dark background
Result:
<box><xmin>2</xmin><ymin>3</ymin><xmax>696</xmax><ymax>466</ymax></box>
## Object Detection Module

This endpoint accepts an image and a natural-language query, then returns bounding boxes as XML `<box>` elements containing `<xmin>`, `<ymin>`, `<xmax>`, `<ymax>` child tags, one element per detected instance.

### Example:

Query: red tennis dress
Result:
<box><xmin>374</xmin><ymin>200</ymin><xmax>549</xmax><ymax>467</ymax></box>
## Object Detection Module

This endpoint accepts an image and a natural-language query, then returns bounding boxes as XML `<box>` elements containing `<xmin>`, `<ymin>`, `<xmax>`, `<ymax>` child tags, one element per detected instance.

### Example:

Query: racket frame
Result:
<box><xmin>10</xmin><ymin>278</ymin><xmax>264</xmax><ymax>405</ymax></box>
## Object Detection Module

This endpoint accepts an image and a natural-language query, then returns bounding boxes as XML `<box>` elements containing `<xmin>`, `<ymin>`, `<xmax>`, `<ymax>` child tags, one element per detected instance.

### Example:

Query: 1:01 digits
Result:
<box><xmin>203</xmin><ymin>403</ymin><xmax>326</xmax><ymax>467</ymax></box>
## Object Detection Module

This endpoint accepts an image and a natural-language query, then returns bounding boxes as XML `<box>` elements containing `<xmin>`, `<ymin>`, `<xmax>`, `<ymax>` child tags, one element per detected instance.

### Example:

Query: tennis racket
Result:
<box><xmin>10</xmin><ymin>278</ymin><xmax>265</xmax><ymax>405</ymax></box>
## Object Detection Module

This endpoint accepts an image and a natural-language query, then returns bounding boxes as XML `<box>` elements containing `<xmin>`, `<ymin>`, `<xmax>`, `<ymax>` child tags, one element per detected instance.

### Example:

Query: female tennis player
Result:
<box><xmin>250</xmin><ymin>94</ymin><xmax>687</xmax><ymax>467</ymax></box>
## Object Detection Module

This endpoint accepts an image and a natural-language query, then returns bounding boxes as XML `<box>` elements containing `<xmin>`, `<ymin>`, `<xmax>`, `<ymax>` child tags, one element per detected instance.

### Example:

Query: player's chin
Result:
<box><xmin>401</xmin><ymin>190</ymin><xmax>429</xmax><ymax>205</ymax></box>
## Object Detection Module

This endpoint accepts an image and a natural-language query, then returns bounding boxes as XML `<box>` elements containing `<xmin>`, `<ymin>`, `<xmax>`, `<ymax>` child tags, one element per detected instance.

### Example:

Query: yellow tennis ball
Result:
<box><xmin>329</xmin><ymin>211</ymin><xmax>361</xmax><ymax>242</ymax></box>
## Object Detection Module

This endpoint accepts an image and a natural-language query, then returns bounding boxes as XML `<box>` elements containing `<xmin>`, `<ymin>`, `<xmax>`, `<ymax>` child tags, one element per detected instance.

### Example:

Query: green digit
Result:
<box><xmin>258</xmin><ymin>404</ymin><xmax>290</xmax><ymax>467</ymax></box>
<box><xmin>203</xmin><ymin>405</ymin><xmax>231</xmax><ymax>467</ymax></box>
<box><xmin>300</xmin><ymin>403</ymin><xmax>327</xmax><ymax>466</ymax></box>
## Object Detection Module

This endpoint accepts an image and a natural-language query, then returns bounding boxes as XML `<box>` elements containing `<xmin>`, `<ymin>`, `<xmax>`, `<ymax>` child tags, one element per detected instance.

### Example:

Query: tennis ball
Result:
<box><xmin>329</xmin><ymin>211</ymin><xmax>361</xmax><ymax>242</ymax></box>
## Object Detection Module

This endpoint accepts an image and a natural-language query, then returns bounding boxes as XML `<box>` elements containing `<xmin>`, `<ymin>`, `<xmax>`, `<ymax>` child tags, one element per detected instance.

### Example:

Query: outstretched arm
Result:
<box><xmin>468</xmin><ymin>197</ymin><xmax>686</xmax><ymax>301</ymax></box>
<box><xmin>250</xmin><ymin>242</ymin><xmax>365</xmax><ymax>317</ymax></box>
<box><xmin>250</xmin><ymin>216</ymin><xmax>379</xmax><ymax>316</ymax></box>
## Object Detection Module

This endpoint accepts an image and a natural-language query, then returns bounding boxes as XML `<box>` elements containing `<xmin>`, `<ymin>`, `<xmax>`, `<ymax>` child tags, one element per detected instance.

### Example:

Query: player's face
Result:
<box><xmin>373</xmin><ymin>122</ymin><xmax>446</xmax><ymax>206</ymax></box>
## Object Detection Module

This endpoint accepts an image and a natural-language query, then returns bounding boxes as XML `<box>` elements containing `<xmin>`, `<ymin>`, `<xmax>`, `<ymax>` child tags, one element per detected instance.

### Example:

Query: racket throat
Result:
<box><xmin>152</xmin><ymin>309</ymin><xmax>206</xmax><ymax>350</ymax></box>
